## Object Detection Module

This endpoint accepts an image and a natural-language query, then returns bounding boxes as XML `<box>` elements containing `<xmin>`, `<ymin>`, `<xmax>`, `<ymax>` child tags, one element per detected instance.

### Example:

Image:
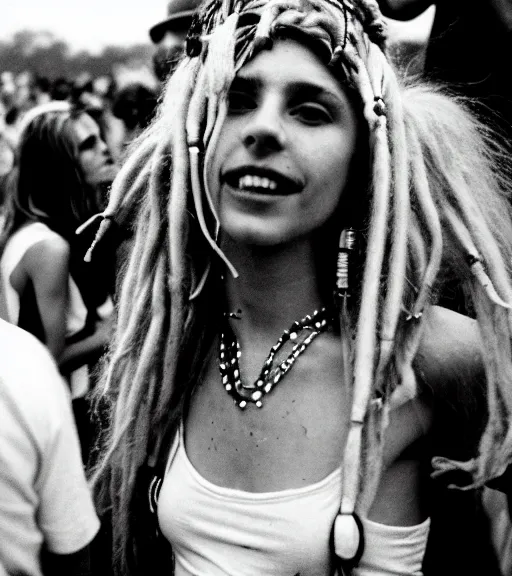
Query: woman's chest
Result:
<box><xmin>185</xmin><ymin>346</ymin><xmax>432</xmax><ymax>495</ymax></box>
<box><xmin>186</xmin><ymin>342</ymin><xmax>347</xmax><ymax>492</ymax></box>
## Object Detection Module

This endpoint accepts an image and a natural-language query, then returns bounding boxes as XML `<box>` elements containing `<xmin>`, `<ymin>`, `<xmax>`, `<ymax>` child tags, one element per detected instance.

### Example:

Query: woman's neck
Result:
<box><xmin>222</xmin><ymin>236</ymin><xmax>326</xmax><ymax>338</ymax></box>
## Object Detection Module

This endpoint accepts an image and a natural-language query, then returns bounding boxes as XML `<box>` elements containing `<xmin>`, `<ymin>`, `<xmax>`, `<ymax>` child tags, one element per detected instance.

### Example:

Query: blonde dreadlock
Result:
<box><xmin>89</xmin><ymin>0</ymin><xmax>512</xmax><ymax>572</ymax></box>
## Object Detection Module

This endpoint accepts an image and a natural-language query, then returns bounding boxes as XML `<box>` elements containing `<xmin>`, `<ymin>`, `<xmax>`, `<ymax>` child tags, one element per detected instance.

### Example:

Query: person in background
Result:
<box><xmin>379</xmin><ymin>5</ymin><xmax>512</xmax><ymax>572</ymax></box>
<box><xmin>51</xmin><ymin>77</ymin><xmax>73</xmax><ymax>102</ymax></box>
<box><xmin>0</xmin><ymin>99</ymin><xmax>14</xmax><ymax>183</ymax></box>
<box><xmin>93</xmin><ymin>0</ymin><xmax>203</xmax><ymax>288</ymax></box>
<box><xmin>110</xmin><ymin>62</ymin><xmax>159</xmax><ymax>155</ymax></box>
<box><xmin>33</xmin><ymin>76</ymin><xmax>52</xmax><ymax>107</ymax></box>
<box><xmin>96</xmin><ymin>0</ymin><xmax>202</xmax><ymax>293</ymax></box>
<box><xmin>88</xmin><ymin>0</ymin><xmax>512</xmax><ymax>575</ymax></box>
<box><xmin>0</xmin><ymin>318</ymin><xmax>99</xmax><ymax>576</ymax></box>
<box><xmin>378</xmin><ymin>0</ymin><xmax>512</xmax><ymax>142</ymax></box>
<box><xmin>0</xmin><ymin>101</ymin><xmax>117</xmax><ymax>462</ymax></box>
<box><xmin>149</xmin><ymin>0</ymin><xmax>202</xmax><ymax>83</ymax></box>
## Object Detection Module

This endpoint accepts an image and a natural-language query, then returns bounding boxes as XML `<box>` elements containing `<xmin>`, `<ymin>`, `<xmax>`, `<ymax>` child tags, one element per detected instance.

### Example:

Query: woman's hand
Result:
<box><xmin>59</xmin><ymin>314</ymin><xmax>114</xmax><ymax>375</ymax></box>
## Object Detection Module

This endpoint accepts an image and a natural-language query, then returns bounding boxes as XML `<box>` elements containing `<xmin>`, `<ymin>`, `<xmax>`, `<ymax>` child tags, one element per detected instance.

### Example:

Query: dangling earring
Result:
<box><xmin>335</xmin><ymin>228</ymin><xmax>357</xmax><ymax>300</ymax></box>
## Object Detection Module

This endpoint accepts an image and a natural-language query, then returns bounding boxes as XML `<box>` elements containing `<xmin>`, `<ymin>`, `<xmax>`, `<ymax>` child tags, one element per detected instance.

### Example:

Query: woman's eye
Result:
<box><xmin>227</xmin><ymin>91</ymin><xmax>256</xmax><ymax>114</ymax></box>
<box><xmin>290</xmin><ymin>104</ymin><xmax>332</xmax><ymax>125</ymax></box>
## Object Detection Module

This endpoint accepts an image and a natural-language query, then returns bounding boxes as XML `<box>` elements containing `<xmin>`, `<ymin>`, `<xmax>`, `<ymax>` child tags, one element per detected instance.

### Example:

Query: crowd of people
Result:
<box><xmin>1</xmin><ymin>0</ymin><xmax>512</xmax><ymax>575</ymax></box>
<box><xmin>0</xmin><ymin>68</ymin><xmax>159</xmax><ymax>187</ymax></box>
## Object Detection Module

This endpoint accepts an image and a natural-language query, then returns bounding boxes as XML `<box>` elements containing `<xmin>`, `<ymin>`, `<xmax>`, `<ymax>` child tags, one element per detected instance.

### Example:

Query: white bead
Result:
<box><xmin>333</xmin><ymin>514</ymin><xmax>360</xmax><ymax>560</ymax></box>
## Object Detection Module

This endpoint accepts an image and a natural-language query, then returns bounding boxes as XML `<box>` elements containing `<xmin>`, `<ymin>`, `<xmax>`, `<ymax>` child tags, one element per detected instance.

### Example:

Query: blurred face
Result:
<box><xmin>153</xmin><ymin>28</ymin><xmax>188</xmax><ymax>81</ymax></box>
<box><xmin>208</xmin><ymin>39</ymin><xmax>359</xmax><ymax>248</ymax></box>
<box><xmin>71</xmin><ymin>113</ymin><xmax>117</xmax><ymax>188</ymax></box>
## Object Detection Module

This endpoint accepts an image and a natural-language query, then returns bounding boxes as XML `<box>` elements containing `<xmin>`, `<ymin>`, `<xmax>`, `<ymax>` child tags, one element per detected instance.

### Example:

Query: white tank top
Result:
<box><xmin>157</xmin><ymin>425</ymin><xmax>430</xmax><ymax>576</ymax></box>
<box><xmin>1</xmin><ymin>222</ymin><xmax>89</xmax><ymax>398</ymax></box>
<box><xmin>1</xmin><ymin>222</ymin><xmax>88</xmax><ymax>334</ymax></box>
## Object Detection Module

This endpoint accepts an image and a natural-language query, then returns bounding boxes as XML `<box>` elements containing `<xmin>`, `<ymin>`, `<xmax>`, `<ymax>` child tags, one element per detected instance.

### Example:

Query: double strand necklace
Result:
<box><xmin>219</xmin><ymin>307</ymin><xmax>332</xmax><ymax>409</ymax></box>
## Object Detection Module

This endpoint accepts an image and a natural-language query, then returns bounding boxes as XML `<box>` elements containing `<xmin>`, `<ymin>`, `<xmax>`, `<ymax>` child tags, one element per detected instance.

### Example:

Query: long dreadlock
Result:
<box><xmin>88</xmin><ymin>0</ymin><xmax>512</xmax><ymax>573</ymax></box>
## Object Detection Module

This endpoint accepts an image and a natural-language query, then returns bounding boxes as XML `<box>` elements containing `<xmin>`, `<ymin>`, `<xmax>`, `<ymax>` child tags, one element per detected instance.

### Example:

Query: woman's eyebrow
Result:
<box><xmin>230</xmin><ymin>75</ymin><xmax>261</xmax><ymax>92</ymax></box>
<box><xmin>286</xmin><ymin>81</ymin><xmax>346</xmax><ymax>107</ymax></box>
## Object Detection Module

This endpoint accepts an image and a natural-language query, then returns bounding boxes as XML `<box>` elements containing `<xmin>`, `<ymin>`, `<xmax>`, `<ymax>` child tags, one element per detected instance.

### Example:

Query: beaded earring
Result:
<box><xmin>336</xmin><ymin>227</ymin><xmax>357</xmax><ymax>300</ymax></box>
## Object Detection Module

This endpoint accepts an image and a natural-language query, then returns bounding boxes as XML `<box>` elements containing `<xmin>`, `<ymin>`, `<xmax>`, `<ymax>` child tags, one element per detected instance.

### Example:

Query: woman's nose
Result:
<box><xmin>99</xmin><ymin>138</ymin><xmax>109</xmax><ymax>155</ymax></box>
<box><xmin>241</xmin><ymin>104</ymin><xmax>286</xmax><ymax>155</ymax></box>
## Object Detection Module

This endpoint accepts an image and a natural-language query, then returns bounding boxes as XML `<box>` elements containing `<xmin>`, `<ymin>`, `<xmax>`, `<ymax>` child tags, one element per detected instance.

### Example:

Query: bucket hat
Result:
<box><xmin>149</xmin><ymin>0</ymin><xmax>201</xmax><ymax>43</ymax></box>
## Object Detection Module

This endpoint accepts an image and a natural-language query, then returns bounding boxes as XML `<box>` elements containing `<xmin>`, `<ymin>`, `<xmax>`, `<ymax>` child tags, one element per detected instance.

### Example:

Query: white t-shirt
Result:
<box><xmin>0</xmin><ymin>319</ymin><xmax>100</xmax><ymax>576</ymax></box>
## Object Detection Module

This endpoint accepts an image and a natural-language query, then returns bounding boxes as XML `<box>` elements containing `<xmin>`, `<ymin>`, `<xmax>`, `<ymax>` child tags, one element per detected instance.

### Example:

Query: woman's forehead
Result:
<box><xmin>236</xmin><ymin>38</ymin><xmax>347</xmax><ymax>98</ymax></box>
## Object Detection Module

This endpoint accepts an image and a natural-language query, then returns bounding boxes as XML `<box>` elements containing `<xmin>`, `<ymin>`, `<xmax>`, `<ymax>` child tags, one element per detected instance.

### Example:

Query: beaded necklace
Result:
<box><xmin>219</xmin><ymin>307</ymin><xmax>333</xmax><ymax>409</ymax></box>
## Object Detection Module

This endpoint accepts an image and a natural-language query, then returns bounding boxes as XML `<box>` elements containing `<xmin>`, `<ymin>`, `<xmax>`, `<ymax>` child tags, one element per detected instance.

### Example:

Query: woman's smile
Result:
<box><xmin>222</xmin><ymin>165</ymin><xmax>304</xmax><ymax>196</ymax></box>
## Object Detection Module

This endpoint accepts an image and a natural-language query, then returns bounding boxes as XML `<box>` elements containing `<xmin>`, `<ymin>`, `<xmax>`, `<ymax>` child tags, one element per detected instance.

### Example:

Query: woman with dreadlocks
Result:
<box><xmin>89</xmin><ymin>0</ymin><xmax>512</xmax><ymax>574</ymax></box>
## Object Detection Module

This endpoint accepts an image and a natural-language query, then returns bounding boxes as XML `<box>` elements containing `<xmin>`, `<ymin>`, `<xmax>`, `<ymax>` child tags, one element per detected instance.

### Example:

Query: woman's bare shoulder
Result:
<box><xmin>415</xmin><ymin>305</ymin><xmax>485</xmax><ymax>389</ymax></box>
<box><xmin>23</xmin><ymin>232</ymin><xmax>70</xmax><ymax>272</ymax></box>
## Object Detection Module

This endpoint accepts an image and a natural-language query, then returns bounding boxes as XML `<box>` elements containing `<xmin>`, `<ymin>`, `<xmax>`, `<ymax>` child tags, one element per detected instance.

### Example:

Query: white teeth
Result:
<box><xmin>237</xmin><ymin>174</ymin><xmax>278</xmax><ymax>191</ymax></box>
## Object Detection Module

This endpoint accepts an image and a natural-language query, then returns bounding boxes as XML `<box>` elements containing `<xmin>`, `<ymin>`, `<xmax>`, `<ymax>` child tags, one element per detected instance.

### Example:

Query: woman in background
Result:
<box><xmin>0</xmin><ymin>101</ymin><xmax>116</xmax><ymax>460</ymax></box>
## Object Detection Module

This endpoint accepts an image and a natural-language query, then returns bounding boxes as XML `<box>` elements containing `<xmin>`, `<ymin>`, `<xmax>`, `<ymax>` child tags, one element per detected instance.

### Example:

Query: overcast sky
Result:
<box><xmin>2</xmin><ymin>0</ymin><xmax>169</xmax><ymax>52</ymax></box>
<box><xmin>1</xmin><ymin>1</ymin><xmax>435</xmax><ymax>53</ymax></box>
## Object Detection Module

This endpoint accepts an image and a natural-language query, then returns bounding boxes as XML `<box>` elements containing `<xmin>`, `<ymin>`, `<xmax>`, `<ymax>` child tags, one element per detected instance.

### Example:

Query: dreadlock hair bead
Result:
<box><xmin>186</xmin><ymin>36</ymin><xmax>203</xmax><ymax>58</ymax></box>
<box><xmin>332</xmin><ymin>511</ymin><xmax>365</xmax><ymax>563</ymax></box>
<box><xmin>373</xmin><ymin>95</ymin><xmax>385</xmax><ymax>116</ymax></box>
<box><xmin>253</xmin><ymin>35</ymin><xmax>274</xmax><ymax>51</ymax></box>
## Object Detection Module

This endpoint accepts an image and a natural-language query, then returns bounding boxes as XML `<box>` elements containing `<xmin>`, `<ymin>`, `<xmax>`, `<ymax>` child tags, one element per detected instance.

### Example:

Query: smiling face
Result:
<box><xmin>208</xmin><ymin>38</ymin><xmax>360</xmax><ymax>248</ymax></box>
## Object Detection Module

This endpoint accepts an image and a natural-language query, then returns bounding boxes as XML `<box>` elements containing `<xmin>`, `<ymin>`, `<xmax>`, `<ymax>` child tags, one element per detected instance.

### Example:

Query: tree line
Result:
<box><xmin>0</xmin><ymin>30</ymin><xmax>153</xmax><ymax>79</ymax></box>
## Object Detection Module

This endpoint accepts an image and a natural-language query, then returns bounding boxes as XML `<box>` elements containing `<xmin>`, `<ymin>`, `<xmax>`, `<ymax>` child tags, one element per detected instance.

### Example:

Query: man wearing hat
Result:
<box><xmin>150</xmin><ymin>0</ymin><xmax>202</xmax><ymax>82</ymax></box>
